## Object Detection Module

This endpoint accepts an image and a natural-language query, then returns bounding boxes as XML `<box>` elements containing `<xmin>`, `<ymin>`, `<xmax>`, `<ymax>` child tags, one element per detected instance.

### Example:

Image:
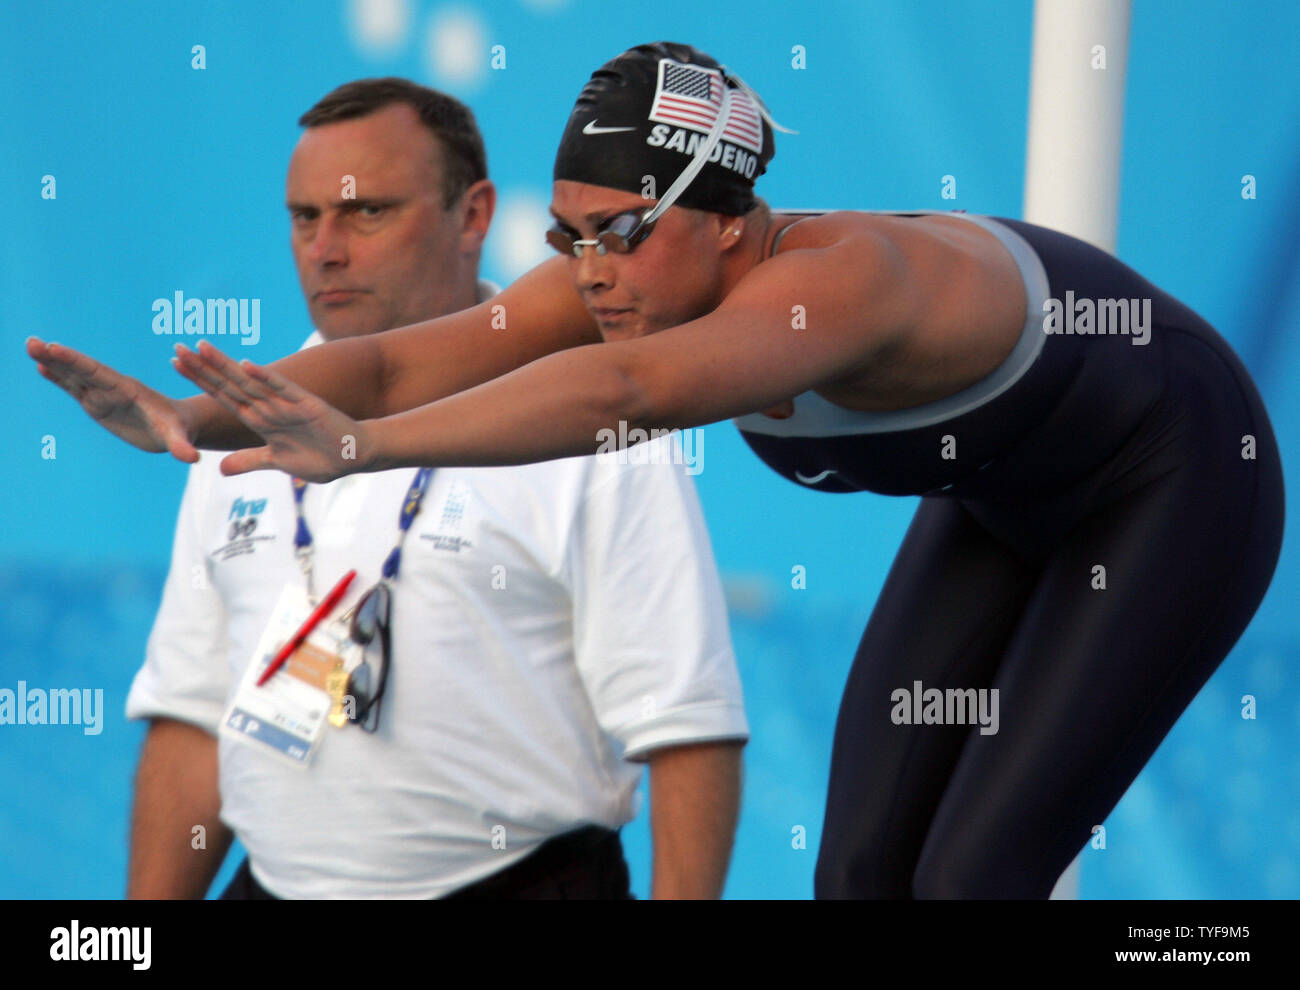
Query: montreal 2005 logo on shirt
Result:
<box><xmin>419</xmin><ymin>481</ymin><xmax>476</xmax><ymax>554</ymax></box>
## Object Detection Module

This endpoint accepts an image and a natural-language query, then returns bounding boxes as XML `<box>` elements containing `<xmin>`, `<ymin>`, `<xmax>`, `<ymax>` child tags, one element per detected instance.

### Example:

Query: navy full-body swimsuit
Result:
<box><xmin>732</xmin><ymin>212</ymin><xmax>1285</xmax><ymax>898</ymax></box>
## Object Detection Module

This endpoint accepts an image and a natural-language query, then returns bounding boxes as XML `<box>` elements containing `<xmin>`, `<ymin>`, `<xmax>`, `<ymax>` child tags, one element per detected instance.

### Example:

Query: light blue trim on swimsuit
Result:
<box><xmin>733</xmin><ymin>210</ymin><xmax>1051</xmax><ymax>438</ymax></box>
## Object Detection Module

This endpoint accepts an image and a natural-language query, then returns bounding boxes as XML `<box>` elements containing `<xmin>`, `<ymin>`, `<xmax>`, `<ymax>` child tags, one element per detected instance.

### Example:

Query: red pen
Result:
<box><xmin>257</xmin><ymin>569</ymin><xmax>358</xmax><ymax>687</ymax></box>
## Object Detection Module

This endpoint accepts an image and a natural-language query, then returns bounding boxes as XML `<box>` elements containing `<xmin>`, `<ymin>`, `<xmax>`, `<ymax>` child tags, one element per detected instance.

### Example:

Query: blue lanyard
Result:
<box><xmin>291</xmin><ymin>468</ymin><xmax>433</xmax><ymax>598</ymax></box>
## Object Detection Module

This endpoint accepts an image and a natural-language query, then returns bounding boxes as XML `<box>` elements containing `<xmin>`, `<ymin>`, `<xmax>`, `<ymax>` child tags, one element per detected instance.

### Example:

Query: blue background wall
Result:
<box><xmin>2</xmin><ymin>0</ymin><xmax>1297</xmax><ymax>898</ymax></box>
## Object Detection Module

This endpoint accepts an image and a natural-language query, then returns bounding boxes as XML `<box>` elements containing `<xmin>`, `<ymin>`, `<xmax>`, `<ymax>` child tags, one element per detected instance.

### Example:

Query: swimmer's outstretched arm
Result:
<box><xmin>25</xmin><ymin>257</ymin><xmax>598</xmax><ymax>457</ymax></box>
<box><xmin>195</xmin><ymin>231</ymin><xmax>921</xmax><ymax>480</ymax></box>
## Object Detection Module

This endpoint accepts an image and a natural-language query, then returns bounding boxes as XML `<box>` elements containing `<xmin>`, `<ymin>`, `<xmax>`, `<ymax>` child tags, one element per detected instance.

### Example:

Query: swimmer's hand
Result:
<box><xmin>172</xmin><ymin>340</ymin><xmax>370</xmax><ymax>483</ymax></box>
<box><xmin>26</xmin><ymin>336</ymin><xmax>199</xmax><ymax>463</ymax></box>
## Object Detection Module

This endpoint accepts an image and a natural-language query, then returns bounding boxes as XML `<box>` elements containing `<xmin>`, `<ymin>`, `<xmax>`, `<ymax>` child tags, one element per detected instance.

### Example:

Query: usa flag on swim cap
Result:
<box><xmin>649</xmin><ymin>59</ymin><xmax>765</xmax><ymax>155</ymax></box>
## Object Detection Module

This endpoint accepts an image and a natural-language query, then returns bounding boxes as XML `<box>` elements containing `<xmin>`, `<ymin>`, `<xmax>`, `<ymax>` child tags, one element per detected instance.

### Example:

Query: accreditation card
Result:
<box><xmin>219</xmin><ymin>583</ymin><xmax>362</xmax><ymax>768</ymax></box>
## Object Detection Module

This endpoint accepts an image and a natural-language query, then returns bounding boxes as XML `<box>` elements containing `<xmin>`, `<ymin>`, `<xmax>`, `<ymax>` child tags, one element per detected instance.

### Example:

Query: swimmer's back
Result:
<box><xmin>758</xmin><ymin>209</ymin><xmax>1031</xmax><ymax>416</ymax></box>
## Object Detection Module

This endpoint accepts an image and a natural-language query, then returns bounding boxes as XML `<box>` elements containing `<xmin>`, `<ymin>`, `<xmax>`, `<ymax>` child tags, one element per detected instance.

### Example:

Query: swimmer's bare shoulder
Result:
<box><xmin>625</xmin><ymin>213</ymin><xmax>928</xmax><ymax>425</ymax></box>
<box><xmin>759</xmin><ymin>209</ymin><xmax>1028</xmax><ymax>413</ymax></box>
<box><xmin>374</xmin><ymin>255</ymin><xmax>601</xmax><ymax>417</ymax></box>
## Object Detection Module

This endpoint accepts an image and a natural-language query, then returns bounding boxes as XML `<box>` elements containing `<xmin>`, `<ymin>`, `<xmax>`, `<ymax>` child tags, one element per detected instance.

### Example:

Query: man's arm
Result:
<box><xmin>564</xmin><ymin>427</ymin><xmax>750</xmax><ymax>900</ymax></box>
<box><xmin>128</xmin><ymin>718</ymin><xmax>234</xmax><ymax>899</ymax></box>
<box><xmin>646</xmin><ymin>740</ymin><xmax>744</xmax><ymax>899</ymax></box>
<box><xmin>125</xmin><ymin>455</ymin><xmax>236</xmax><ymax>898</ymax></box>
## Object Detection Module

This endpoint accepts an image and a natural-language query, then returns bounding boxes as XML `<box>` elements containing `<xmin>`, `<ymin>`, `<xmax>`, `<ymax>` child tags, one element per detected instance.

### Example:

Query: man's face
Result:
<box><xmin>287</xmin><ymin>103</ymin><xmax>468</xmax><ymax>339</ymax></box>
<box><xmin>549</xmin><ymin>180</ymin><xmax>728</xmax><ymax>342</ymax></box>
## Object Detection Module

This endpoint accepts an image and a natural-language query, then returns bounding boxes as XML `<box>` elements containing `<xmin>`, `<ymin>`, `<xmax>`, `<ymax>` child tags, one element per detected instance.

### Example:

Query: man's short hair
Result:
<box><xmin>299</xmin><ymin>78</ymin><xmax>488</xmax><ymax>208</ymax></box>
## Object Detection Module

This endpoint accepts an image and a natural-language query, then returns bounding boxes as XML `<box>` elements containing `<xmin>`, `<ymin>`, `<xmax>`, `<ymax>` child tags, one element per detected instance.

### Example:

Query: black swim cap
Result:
<box><xmin>553</xmin><ymin>41</ymin><xmax>777</xmax><ymax>216</ymax></box>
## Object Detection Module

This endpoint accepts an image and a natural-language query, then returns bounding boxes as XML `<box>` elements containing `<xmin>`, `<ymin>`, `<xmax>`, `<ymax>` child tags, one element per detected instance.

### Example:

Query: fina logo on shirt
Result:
<box><xmin>229</xmin><ymin>496</ymin><xmax>266</xmax><ymax>519</ymax></box>
<box><xmin>227</xmin><ymin>496</ymin><xmax>266</xmax><ymax>541</ymax></box>
<box><xmin>216</xmin><ymin>495</ymin><xmax>274</xmax><ymax>561</ymax></box>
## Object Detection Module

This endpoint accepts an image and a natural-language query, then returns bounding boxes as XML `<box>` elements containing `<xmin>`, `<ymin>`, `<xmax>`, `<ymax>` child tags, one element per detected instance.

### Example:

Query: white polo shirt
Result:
<box><xmin>126</xmin><ymin>331</ymin><xmax>748</xmax><ymax>899</ymax></box>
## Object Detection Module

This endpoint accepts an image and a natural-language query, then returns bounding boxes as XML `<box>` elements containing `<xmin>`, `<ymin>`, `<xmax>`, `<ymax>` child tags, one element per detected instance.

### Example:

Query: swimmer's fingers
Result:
<box><xmin>175</xmin><ymin>341</ymin><xmax>277</xmax><ymax>403</ymax></box>
<box><xmin>34</xmin><ymin>357</ymin><xmax>83</xmax><ymax>397</ymax></box>
<box><xmin>29</xmin><ymin>336</ymin><xmax>128</xmax><ymax>409</ymax></box>
<box><xmin>27</xmin><ymin>336</ymin><xmax>76</xmax><ymax>392</ymax></box>
<box><xmin>173</xmin><ymin>351</ymin><xmax>308</xmax><ymax>442</ymax></box>
<box><xmin>185</xmin><ymin>353</ymin><xmax>330</xmax><ymax>438</ymax></box>
<box><xmin>206</xmin><ymin>371</ymin><xmax>362</xmax><ymax>483</ymax></box>
<box><xmin>173</xmin><ymin>352</ymin><xmax>255</xmax><ymax>424</ymax></box>
<box><xmin>218</xmin><ymin>446</ymin><xmax>279</xmax><ymax>477</ymax></box>
<box><xmin>204</xmin><ymin>352</ymin><xmax>315</xmax><ymax>415</ymax></box>
<box><xmin>172</xmin><ymin>345</ymin><xmax>258</xmax><ymax>414</ymax></box>
<box><xmin>171</xmin><ymin>343</ymin><xmax>233</xmax><ymax>395</ymax></box>
<box><xmin>239</xmin><ymin>360</ymin><xmax>305</xmax><ymax>401</ymax></box>
<box><xmin>27</xmin><ymin>336</ymin><xmax>195</xmax><ymax>460</ymax></box>
<box><xmin>27</xmin><ymin>337</ymin><xmax>113</xmax><ymax>397</ymax></box>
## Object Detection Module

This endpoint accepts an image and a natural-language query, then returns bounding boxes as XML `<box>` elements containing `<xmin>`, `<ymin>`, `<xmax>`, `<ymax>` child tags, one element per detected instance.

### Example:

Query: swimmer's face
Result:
<box><xmin>549</xmin><ymin>180</ymin><xmax>734</xmax><ymax>341</ymax></box>
<box><xmin>287</xmin><ymin>103</ymin><xmax>488</xmax><ymax>340</ymax></box>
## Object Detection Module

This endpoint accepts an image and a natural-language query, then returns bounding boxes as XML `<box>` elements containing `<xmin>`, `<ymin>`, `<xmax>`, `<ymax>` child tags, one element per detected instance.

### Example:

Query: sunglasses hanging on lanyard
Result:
<box><xmin>289</xmin><ymin>468</ymin><xmax>433</xmax><ymax>732</ymax></box>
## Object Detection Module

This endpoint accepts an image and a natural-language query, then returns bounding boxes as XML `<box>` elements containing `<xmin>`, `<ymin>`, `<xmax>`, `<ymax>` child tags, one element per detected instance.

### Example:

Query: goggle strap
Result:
<box><xmin>643</xmin><ymin>83</ymin><xmax>735</xmax><ymax>226</ymax></box>
<box><xmin>722</xmin><ymin>69</ymin><xmax>798</xmax><ymax>135</ymax></box>
<box><xmin>642</xmin><ymin>69</ymin><xmax>795</xmax><ymax>228</ymax></box>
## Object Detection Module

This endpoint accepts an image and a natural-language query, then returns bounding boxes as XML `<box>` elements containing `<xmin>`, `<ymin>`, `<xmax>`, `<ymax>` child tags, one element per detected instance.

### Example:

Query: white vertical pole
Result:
<box><xmin>1024</xmin><ymin>0</ymin><xmax>1131</xmax><ymax>253</ymax></box>
<box><xmin>1023</xmin><ymin>0</ymin><xmax>1132</xmax><ymax>900</ymax></box>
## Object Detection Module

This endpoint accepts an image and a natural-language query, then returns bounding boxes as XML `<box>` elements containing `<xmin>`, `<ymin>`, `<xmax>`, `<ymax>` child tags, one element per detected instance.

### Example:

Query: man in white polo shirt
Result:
<box><xmin>125</xmin><ymin>78</ymin><xmax>747</xmax><ymax>899</ymax></box>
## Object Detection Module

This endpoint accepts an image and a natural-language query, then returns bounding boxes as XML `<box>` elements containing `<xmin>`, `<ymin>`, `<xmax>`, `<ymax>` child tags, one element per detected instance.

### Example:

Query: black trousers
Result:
<box><xmin>219</xmin><ymin>826</ymin><xmax>633</xmax><ymax>900</ymax></box>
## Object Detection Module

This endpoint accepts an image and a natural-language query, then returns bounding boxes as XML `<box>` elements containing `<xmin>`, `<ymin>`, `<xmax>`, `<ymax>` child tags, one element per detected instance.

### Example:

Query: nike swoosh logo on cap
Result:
<box><xmin>582</xmin><ymin>121</ymin><xmax>637</xmax><ymax>135</ymax></box>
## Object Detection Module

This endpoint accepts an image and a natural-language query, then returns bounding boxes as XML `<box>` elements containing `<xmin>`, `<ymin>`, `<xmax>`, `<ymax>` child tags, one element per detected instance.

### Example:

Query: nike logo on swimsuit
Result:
<box><xmin>582</xmin><ymin>121</ymin><xmax>637</xmax><ymax>135</ymax></box>
<box><xmin>795</xmin><ymin>469</ymin><xmax>837</xmax><ymax>485</ymax></box>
